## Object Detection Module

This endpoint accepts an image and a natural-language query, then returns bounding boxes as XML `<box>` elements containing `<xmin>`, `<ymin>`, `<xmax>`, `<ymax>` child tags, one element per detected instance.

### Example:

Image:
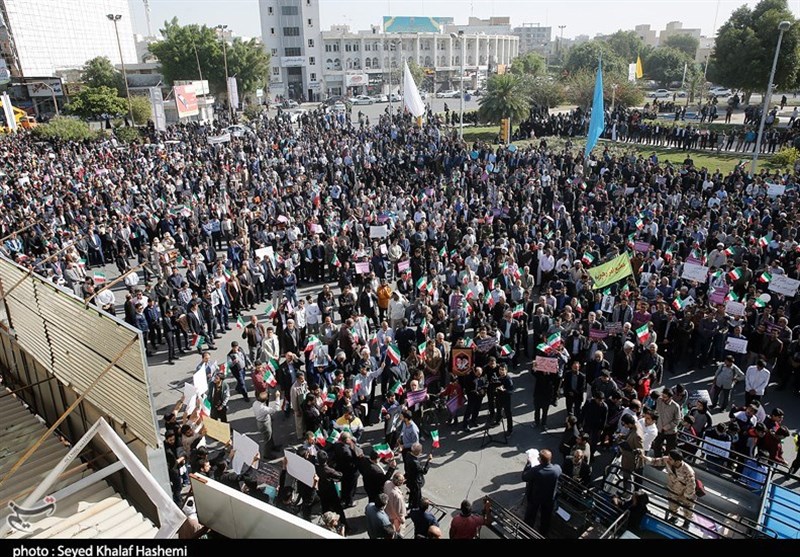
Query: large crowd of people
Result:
<box><xmin>2</xmin><ymin>98</ymin><xmax>800</xmax><ymax>538</ymax></box>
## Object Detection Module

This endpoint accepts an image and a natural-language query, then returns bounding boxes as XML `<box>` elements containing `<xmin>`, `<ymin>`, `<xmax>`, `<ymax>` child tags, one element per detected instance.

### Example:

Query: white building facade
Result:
<box><xmin>0</xmin><ymin>0</ymin><xmax>137</xmax><ymax>77</ymax></box>
<box><xmin>259</xmin><ymin>0</ymin><xmax>323</xmax><ymax>101</ymax></box>
<box><xmin>320</xmin><ymin>27</ymin><xmax>519</xmax><ymax>98</ymax></box>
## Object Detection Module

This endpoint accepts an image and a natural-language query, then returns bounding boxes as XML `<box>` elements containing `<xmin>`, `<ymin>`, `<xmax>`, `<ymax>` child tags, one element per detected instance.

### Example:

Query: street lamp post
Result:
<box><xmin>106</xmin><ymin>14</ymin><xmax>135</xmax><ymax>126</ymax></box>
<box><xmin>752</xmin><ymin>20</ymin><xmax>792</xmax><ymax>177</ymax></box>
<box><xmin>451</xmin><ymin>30</ymin><xmax>465</xmax><ymax>139</ymax></box>
<box><xmin>558</xmin><ymin>25</ymin><xmax>566</xmax><ymax>56</ymax></box>
<box><xmin>611</xmin><ymin>83</ymin><xmax>618</xmax><ymax>112</ymax></box>
<box><xmin>216</xmin><ymin>25</ymin><xmax>233</xmax><ymax>121</ymax></box>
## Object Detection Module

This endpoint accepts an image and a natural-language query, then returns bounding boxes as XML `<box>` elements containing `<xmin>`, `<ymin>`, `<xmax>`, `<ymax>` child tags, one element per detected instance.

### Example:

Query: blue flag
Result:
<box><xmin>584</xmin><ymin>60</ymin><xmax>604</xmax><ymax>158</ymax></box>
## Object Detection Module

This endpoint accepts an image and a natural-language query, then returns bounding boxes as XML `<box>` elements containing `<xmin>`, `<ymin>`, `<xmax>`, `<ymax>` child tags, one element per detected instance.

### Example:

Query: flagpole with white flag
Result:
<box><xmin>403</xmin><ymin>61</ymin><xmax>425</xmax><ymax>119</ymax></box>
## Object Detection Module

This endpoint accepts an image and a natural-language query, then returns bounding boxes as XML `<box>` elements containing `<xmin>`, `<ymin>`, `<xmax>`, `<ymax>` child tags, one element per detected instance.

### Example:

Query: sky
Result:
<box><xmin>128</xmin><ymin>0</ymin><xmax>800</xmax><ymax>40</ymax></box>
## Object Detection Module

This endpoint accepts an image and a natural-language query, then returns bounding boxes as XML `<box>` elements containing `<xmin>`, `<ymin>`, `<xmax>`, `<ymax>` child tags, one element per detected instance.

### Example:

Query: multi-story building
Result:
<box><xmin>259</xmin><ymin>0</ymin><xmax>323</xmax><ymax>101</ymax></box>
<box><xmin>513</xmin><ymin>23</ymin><xmax>552</xmax><ymax>55</ymax></box>
<box><xmin>634</xmin><ymin>24</ymin><xmax>659</xmax><ymax>48</ymax></box>
<box><xmin>660</xmin><ymin>21</ymin><xmax>701</xmax><ymax>44</ymax></box>
<box><xmin>0</xmin><ymin>0</ymin><xmax>137</xmax><ymax>78</ymax></box>
<box><xmin>320</xmin><ymin>22</ymin><xmax>518</xmax><ymax>98</ymax></box>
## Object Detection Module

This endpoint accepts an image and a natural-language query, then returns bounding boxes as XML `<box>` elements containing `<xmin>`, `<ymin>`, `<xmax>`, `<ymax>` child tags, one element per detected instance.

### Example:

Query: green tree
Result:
<box><xmin>645</xmin><ymin>47</ymin><xmax>693</xmax><ymax>86</ymax></box>
<box><xmin>509</xmin><ymin>52</ymin><xmax>546</xmax><ymax>77</ymax></box>
<box><xmin>662</xmin><ymin>35</ymin><xmax>700</xmax><ymax>59</ymax></box>
<box><xmin>225</xmin><ymin>37</ymin><xmax>271</xmax><ymax>98</ymax></box>
<box><xmin>711</xmin><ymin>0</ymin><xmax>800</xmax><ymax>97</ymax></box>
<box><xmin>565</xmin><ymin>40</ymin><xmax>625</xmax><ymax>76</ymax></box>
<box><xmin>67</xmin><ymin>86</ymin><xmax>127</xmax><ymax>119</ymax></box>
<box><xmin>150</xmin><ymin>18</ymin><xmax>271</xmax><ymax>97</ymax></box>
<box><xmin>407</xmin><ymin>60</ymin><xmax>425</xmax><ymax>87</ymax></box>
<box><xmin>31</xmin><ymin>117</ymin><xmax>97</xmax><ymax>141</ymax></box>
<box><xmin>521</xmin><ymin>76</ymin><xmax>565</xmax><ymax>108</ymax></box>
<box><xmin>605</xmin><ymin>30</ymin><xmax>649</xmax><ymax>63</ymax></box>
<box><xmin>129</xmin><ymin>95</ymin><xmax>152</xmax><ymax>125</ymax></box>
<box><xmin>566</xmin><ymin>70</ymin><xmax>643</xmax><ymax>108</ymax></box>
<box><xmin>82</xmin><ymin>56</ymin><xmax>126</xmax><ymax>96</ymax></box>
<box><xmin>478</xmin><ymin>74</ymin><xmax>528</xmax><ymax>123</ymax></box>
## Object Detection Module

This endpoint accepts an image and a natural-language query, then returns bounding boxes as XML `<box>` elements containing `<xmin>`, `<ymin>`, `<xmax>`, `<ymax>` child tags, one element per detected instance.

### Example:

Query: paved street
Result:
<box><xmin>90</xmin><ymin>256</ymin><xmax>800</xmax><ymax>537</ymax></box>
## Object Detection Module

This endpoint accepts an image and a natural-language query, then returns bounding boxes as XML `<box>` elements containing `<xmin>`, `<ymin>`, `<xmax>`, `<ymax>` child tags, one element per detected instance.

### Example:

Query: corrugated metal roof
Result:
<box><xmin>0</xmin><ymin>389</ymin><xmax>159</xmax><ymax>539</ymax></box>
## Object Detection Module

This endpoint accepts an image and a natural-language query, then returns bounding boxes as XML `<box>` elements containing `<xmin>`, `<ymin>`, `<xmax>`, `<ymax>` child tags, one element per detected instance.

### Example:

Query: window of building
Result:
<box><xmin>308</xmin><ymin>18</ymin><xmax>312</xmax><ymax>26</ymax></box>
<box><xmin>345</xmin><ymin>44</ymin><xmax>351</xmax><ymax>52</ymax></box>
<box><xmin>281</xmin><ymin>6</ymin><xmax>298</xmax><ymax>15</ymax></box>
<box><xmin>310</xmin><ymin>73</ymin><xmax>316</xmax><ymax>81</ymax></box>
<box><xmin>272</xmin><ymin>67</ymin><xmax>280</xmax><ymax>75</ymax></box>
<box><xmin>271</xmin><ymin>48</ymin><xmax>278</xmax><ymax>56</ymax></box>
<box><xmin>365</xmin><ymin>44</ymin><xmax>371</xmax><ymax>51</ymax></box>
<box><xmin>285</xmin><ymin>47</ymin><xmax>301</xmax><ymax>56</ymax></box>
<box><xmin>270</xmin><ymin>28</ymin><xmax>275</xmax><ymax>35</ymax></box>
<box><xmin>283</xmin><ymin>27</ymin><xmax>300</xmax><ymax>36</ymax></box>
<box><xmin>268</xmin><ymin>6</ymin><xmax>273</xmax><ymax>14</ymax></box>
<box><xmin>353</xmin><ymin>43</ymin><xmax>359</xmax><ymax>51</ymax></box>
<box><xmin>308</xmin><ymin>39</ymin><xmax>314</xmax><ymax>47</ymax></box>
<box><xmin>309</xmin><ymin>57</ymin><xmax>315</xmax><ymax>65</ymax></box>
<box><xmin>365</xmin><ymin>58</ymin><xmax>371</xmax><ymax>68</ymax></box>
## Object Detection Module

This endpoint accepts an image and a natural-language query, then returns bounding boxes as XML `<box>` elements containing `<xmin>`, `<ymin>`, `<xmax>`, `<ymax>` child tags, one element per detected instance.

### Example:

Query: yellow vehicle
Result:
<box><xmin>0</xmin><ymin>101</ymin><xmax>37</xmax><ymax>132</ymax></box>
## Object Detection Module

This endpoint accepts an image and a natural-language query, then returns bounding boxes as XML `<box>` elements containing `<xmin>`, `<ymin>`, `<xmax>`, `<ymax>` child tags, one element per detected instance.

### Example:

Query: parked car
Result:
<box><xmin>648</xmin><ymin>89</ymin><xmax>671</xmax><ymax>99</ymax></box>
<box><xmin>280</xmin><ymin>100</ymin><xmax>299</xmax><ymax>109</ymax></box>
<box><xmin>675</xmin><ymin>91</ymin><xmax>688</xmax><ymax>98</ymax></box>
<box><xmin>326</xmin><ymin>101</ymin><xmax>348</xmax><ymax>114</ymax></box>
<box><xmin>709</xmin><ymin>87</ymin><xmax>732</xmax><ymax>97</ymax></box>
<box><xmin>349</xmin><ymin>95</ymin><xmax>374</xmax><ymax>105</ymax></box>
<box><xmin>436</xmin><ymin>90</ymin><xmax>461</xmax><ymax>98</ymax></box>
<box><xmin>224</xmin><ymin>124</ymin><xmax>254</xmax><ymax>137</ymax></box>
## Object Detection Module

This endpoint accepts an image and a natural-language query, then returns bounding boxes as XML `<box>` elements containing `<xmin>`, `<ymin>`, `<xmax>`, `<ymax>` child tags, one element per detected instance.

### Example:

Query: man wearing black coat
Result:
<box><xmin>358</xmin><ymin>448</ymin><xmax>397</xmax><ymax>504</ymax></box>
<box><xmin>521</xmin><ymin>449</ymin><xmax>562</xmax><ymax>537</ymax></box>
<box><xmin>404</xmin><ymin>442</ymin><xmax>432</xmax><ymax>510</ymax></box>
<box><xmin>562</xmin><ymin>360</ymin><xmax>587</xmax><ymax>420</ymax></box>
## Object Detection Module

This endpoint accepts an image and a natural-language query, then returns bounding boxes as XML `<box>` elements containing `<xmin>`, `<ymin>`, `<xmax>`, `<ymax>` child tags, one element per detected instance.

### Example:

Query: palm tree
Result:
<box><xmin>478</xmin><ymin>74</ymin><xmax>528</xmax><ymax>124</ymax></box>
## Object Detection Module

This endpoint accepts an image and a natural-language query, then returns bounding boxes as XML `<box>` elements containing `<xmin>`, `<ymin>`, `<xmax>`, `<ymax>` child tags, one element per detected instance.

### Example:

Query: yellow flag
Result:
<box><xmin>587</xmin><ymin>253</ymin><xmax>634</xmax><ymax>290</ymax></box>
<box><xmin>636</xmin><ymin>55</ymin><xmax>643</xmax><ymax>79</ymax></box>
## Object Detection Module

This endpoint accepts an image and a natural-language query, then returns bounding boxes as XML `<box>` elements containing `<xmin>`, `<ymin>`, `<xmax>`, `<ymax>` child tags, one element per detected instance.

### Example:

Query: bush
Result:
<box><xmin>114</xmin><ymin>126</ymin><xmax>141</xmax><ymax>143</ymax></box>
<box><xmin>31</xmin><ymin>117</ymin><xmax>96</xmax><ymax>141</ymax></box>
<box><xmin>129</xmin><ymin>95</ymin><xmax>152</xmax><ymax>126</ymax></box>
<box><xmin>771</xmin><ymin>147</ymin><xmax>799</xmax><ymax>168</ymax></box>
<box><xmin>243</xmin><ymin>103</ymin><xmax>265</xmax><ymax>121</ymax></box>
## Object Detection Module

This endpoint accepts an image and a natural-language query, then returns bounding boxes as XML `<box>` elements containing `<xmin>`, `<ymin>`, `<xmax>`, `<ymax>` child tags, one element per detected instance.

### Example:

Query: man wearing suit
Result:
<box><xmin>521</xmin><ymin>448</ymin><xmax>562</xmax><ymax>536</ymax></box>
<box><xmin>498</xmin><ymin>310</ymin><xmax>521</xmax><ymax>367</ymax></box>
<box><xmin>188</xmin><ymin>301</ymin><xmax>216</xmax><ymax>351</ymax></box>
<box><xmin>530</xmin><ymin>307</ymin><xmax>550</xmax><ymax>349</ymax></box>
<box><xmin>563</xmin><ymin>360</ymin><xmax>587</xmax><ymax>420</ymax></box>
<box><xmin>358</xmin><ymin>448</ymin><xmax>398</xmax><ymax>504</ymax></box>
<box><xmin>612</xmin><ymin>299</ymin><xmax>634</xmax><ymax>325</ymax></box>
<box><xmin>281</xmin><ymin>319</ymin><xmax>301</xmax><ymax>355</ymax></box>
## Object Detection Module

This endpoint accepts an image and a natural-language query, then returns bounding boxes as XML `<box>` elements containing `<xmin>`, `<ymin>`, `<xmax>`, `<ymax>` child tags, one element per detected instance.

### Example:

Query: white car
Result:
<box><xmin>280</xmin><ymin>100</ymin><xmax>299</xmax><ymax>109</ymax></box>
<box><xmin>224</xmin><ymin>124</ymin><xmax>254</xmax><ymax>138</ymax></box>
<box><xmin>349</xmin><ymin>95</ymin><xmax>374</xmax><ymax>105</ymax></box>
<box><xmin>436</xmin><ymin>90</ymin><xmax>461</xmax><ymax>98</ymax></box>
<box><xmin>648</xmin><ymin>89</ymin><xmax>671</xmax><ymax>99</ymax></box>
<box><xmin>709</xmin><ymin>87</ymin><xmax>732</xmax><ymax>97</ymax></box>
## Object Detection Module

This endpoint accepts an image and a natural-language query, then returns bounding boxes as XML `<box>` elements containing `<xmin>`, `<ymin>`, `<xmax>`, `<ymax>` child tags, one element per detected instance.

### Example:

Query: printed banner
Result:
<box><xmin>725</xmin><ymin>301</ymin><xmax>745</xmax><ymax>316</ymax></box>
<box><xmin>634</xmin><ymin>241</ymin><xmax>651</xmax><ymax>253</ymax></box>
<box><xmin>451</xmin><ymin>347</ymin><xmax>474</xmax><ymax>376</ymax></box>
<box><xmin>370</xmin><ymin>225</ymin><xmax>388</xmax><ymax>238</ymax></box>
<box><xmin>355</xmin><ymin>261</ymin><xmax>371</xmax><ymax>274</ymax></box>
<box><xmin>589</xmin><ymin>329</ymin><xmax>609</xmax><ymax>340</ymax></box>
<box><xmin>534</xmin><ymin>356</ymin><xmax>559</xmax><ymax>373</ymax></box>
<box><xmin>681</xmin><ymin>263</ymin><xmax>709</xmax><ymax>283</ymax></box>
<box><xmin>769</xmin><ymin>275</ymin><xmax>800</xmax><ymax>297</ymax></box>
<box><xmin>588</xmin><ymin>254</ymin><xmax>634</xmax><ymax>290</ymax></box>
<box><xmin>724</xmin><ymin>336</ymin><xmax>748</xmax><ymax>354</ymax></box>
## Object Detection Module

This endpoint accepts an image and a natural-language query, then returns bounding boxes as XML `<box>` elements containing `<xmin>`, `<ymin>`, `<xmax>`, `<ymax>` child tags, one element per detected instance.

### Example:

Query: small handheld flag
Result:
<box><xmin>430</xmin><ymin>430</ymin><xmax>440</xmax><ymax>449</ymax></box>
<box><xmin>636</xmin><ymin>324</ymin><xmax>650</xmax><ymax>344</ymax></box>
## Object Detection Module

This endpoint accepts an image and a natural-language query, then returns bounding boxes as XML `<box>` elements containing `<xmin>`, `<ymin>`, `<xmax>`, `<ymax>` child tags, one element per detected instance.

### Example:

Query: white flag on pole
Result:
<box><xmin>227</xmin><ymin>76</ymin><xmax>240</xmax><ymax>111</ymax></box>
<box><xmin>403</xmin><ymin>62</ymin><xmax>425</xmax><ymax>118</ymax></box>
<box><xmin>627</xmin><ymin>63</ymin><xmax>637</xmax><ymax>83</ymax></box>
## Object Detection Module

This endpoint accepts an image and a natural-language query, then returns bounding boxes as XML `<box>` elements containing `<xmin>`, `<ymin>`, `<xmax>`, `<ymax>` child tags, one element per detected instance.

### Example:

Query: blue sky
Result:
<box><xmin>128</xmin><ymin>0</ymin><xmax>800</xmax><ymax>40</ymax></box>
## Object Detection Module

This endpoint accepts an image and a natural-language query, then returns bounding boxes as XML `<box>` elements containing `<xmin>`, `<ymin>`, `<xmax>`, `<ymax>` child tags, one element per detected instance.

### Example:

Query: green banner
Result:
<box><xmin>587</xmin><ymin>253</ymin><xmax>633</xmax><ymax>290</ymax></box>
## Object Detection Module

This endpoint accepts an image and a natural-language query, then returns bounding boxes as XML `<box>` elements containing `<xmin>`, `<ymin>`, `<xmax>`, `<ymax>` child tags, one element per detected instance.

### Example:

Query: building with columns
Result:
<box><xmin>320</xmin><ymin>24</ymin><xmax>518</xmax><ymax>97</ymax></box>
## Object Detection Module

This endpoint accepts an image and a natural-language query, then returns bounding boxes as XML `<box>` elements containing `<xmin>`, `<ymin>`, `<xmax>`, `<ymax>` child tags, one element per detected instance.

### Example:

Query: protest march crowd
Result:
<box><xmin>2</xmin><ymin>100</ymin><xmax>800</xmax><ymax>538</ymax></box>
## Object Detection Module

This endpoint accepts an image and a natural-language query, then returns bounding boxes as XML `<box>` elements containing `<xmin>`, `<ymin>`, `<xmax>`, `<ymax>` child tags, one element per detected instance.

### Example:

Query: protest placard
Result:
<box><xmin>601</xmin><ymin>295</ymin><xmax>615</xmax><ymax>313</ymax></box>
<box><xmin>589</xmin><ymin>329</ymin><xmax>609</xmax><ymax>340</ymax></box>
<box><xmin>634</xmin><ymin>241</ymin><xmax>651</xmax><ymax>253</ymax></box>
<box><xmin>681</xmin><ymin>263</ymin><xmax>709</xmax><ymax>283</ymax></box>
<box><xmin>370</xmin><ymin>225</ymin><xmax>388</xmax><ymax>238</ymax></box>
<box><xmin>725</xmin><ymin>301</ymin><xmax>745</xmax><ymax>316</ymax></box>
<box><xmin>769</xmin><ymin>275</ymin><xmax>800</xmax><ymax>297</ymax></box>
<box><xmin>767</xmin><ymin>183</ymin><xmax>786</xmax><ymax>197</ymax></box>
<box><xmin>709</xmin><ymin>286</ymin><xmax>729</xmax><ymax>305</ymax></box>
<box><xmin>285</xmin><ymin>449</ymin><xmax>317</xmax><ymax>488</ymax></box>
<box><xmin>724</xmin><ymin>337</ymin><xmax>748</xmax><ymax>354</ymax></box>
<box><xmin>192</xmin><ymin>369</ymin><xmax>208</xmax><ymax>396</ymax></box>
<box><xmin>397</xmin><ymin>260</ymin><xmax>410</xmax><ymax>272</ymax></box>
<box><xmin>232</xmin><ymin>430</ymin><xmax>260</xmax><ymax>474</ymax></box>
<box><xmin>534</xmin><ymin>357</ymin><xmax>559</xmax><ymax>373</ymax></box>
<box><xmin>203</xmin><ymin>417</ymin><xmax>231</xmax><ymax>444</ymax></box>
<box><xmin>355</xmin><ymin>261</ymin><xmax>371</xmax><ymax>274</ymax></box>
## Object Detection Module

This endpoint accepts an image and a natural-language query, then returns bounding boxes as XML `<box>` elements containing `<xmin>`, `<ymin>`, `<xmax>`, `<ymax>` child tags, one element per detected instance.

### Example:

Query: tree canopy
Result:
<box><xmin>565</xmin><ymin>40</ymin><xmax>625</xmax><ymax>76</ymax></box>
<box><xmin>149</xmin><ymin>18</ymin><xmax>270</xmax><ymax>98</ymax></box>
<box><xmin>67</xmin><ymin>86</ymin><xmax>127</xmax><ymax>119</ymax></box>
<box><xmin>82</xmin><ymin>57</ymin><xmax>126</xmax><ymax>97</ymax></box>
<box><xmin>478</xmin><ymin>74</ymin><xmax>529</xmax><ymax>124</ymax></box>
<box><xmin>605</xmin><ymin>30</ymin><xmax>650</xmax><ymax>63</ymax></box>
<box><xmin>509</xmin><ymin>52</ymin><xmax>546</xmax><ymax>77</ymax></box>
<box><xmin>645</xmin><ymin>46</ymin><xmax>694</xmax><ymax>86</ymax></box>
<box><xmin>662</xmin><ymin>35</ymin><xmax>700</xmax><ymax>59</ymax></box>
<box><xmin>711</xmin><ymin>0</ymin><xmax>800</xmax><ymax>92</ymax></box>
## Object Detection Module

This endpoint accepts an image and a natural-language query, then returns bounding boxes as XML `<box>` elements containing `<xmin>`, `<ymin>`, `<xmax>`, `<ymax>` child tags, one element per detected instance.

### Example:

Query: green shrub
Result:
<box><xmin>114</xmin><ymin>126</ymin><xmax>141</xmax><ymax>143</ymax></box>
<box><xmin>771</xmin><ymin>147</ymin><xmax>799</xmax><ymax>168</ymax></box>
<box><xmin>31</xmin><ymin>117</ymin><xmax>96</xmax><ymax>141</ymax></box>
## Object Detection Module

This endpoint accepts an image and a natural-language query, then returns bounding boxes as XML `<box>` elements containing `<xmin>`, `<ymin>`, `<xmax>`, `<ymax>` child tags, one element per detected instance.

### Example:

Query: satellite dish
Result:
<box><xmin>758</xmin><ymin>293</ymin><xmax>771</xmax><ymax>303</ymax></box>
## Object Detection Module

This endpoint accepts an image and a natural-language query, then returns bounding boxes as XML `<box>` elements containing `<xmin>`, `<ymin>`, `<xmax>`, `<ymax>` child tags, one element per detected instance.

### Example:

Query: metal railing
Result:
<box><xmin>483</xmin><ymin>495</ymin><xmax>545</xmax><ymax>540</ymax></box>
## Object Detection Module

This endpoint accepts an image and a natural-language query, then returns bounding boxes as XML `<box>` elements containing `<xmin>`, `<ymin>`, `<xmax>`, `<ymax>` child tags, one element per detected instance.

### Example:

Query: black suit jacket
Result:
<box><xmin>522</xmin><ymin>462</ymin><xmax>562</xmax><ymax>504</ymax></box>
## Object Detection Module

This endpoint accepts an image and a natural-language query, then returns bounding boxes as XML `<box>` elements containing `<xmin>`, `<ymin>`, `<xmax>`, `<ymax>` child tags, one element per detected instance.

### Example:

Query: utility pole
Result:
<box><xmin>216</xmin><ymin>25</ymin><xmax>232</xmax><ymax>120</ymax></box>
<box><xmin>107</xmin><ymin>14</ymin><xmax>135</xmax><ymax>126</ymax></box>
<box><xmin>558</xmin><ymin>25</ymin><xmax>566</xmax><ymax>57</ymax></box>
